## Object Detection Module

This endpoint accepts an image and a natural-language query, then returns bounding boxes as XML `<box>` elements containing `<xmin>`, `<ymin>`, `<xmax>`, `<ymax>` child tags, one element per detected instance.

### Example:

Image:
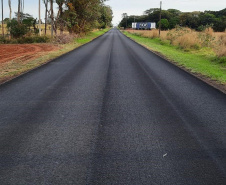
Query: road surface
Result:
<box><xmin>0</xmin><ymin>29</ymin><xmax>226</xmax><ymax>184</ymax></box>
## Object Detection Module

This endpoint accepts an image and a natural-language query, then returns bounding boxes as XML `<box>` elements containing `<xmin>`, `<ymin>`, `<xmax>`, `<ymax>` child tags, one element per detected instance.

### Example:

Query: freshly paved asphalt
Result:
<box><xmin>0</xmin><ymin>29</ymin><xmax>226</xmax><ymax>185</ymax></box>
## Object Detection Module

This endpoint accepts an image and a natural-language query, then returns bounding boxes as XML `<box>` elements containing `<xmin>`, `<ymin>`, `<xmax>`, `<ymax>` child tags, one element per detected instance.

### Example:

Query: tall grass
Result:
<box><xmin>127</xmin><ymin>27</ymin><xmax>226</xmax><ymax>57</ymax></box>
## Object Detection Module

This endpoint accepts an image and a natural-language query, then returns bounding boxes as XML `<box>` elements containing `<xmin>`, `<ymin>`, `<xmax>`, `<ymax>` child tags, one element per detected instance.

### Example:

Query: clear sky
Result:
<box><xmin>1</xmin><ymin>0</ymin><xmax>226</xmax><ymax>26</ymax></box>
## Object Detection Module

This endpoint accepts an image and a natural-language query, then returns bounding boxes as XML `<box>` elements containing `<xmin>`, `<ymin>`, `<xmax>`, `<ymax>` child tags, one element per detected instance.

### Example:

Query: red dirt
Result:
<box><xmin>0</xmin><ymin>44</ymin><xmax>60</xmax><ymax>64</ymax></box>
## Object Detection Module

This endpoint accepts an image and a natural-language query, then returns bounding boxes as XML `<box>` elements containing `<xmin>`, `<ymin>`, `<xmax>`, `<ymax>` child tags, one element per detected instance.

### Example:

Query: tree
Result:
<box><xmin>56</xmin><ymin>0</ymin><xmax>65</xmax><ymax>34</ymax></box>
<box><xmin>144</xmin><ymin>8</ymin><xmax>159</xmax><ymax>15</ymax></box>
<box><xmin>169</xmin><ymin>17</ymin><xmax>180</xmax><ymax>29</ymax></box>
<box><xmin>200</xmin><ymin>13</ymin><xmax>215</xmax><ymax>26</ymax></box>
<box><xmin>99</xmin><ymin>5</ymin><xmax>113</xmax><ymax>28</ymax></box>
<box><xmin>65</xmin><ymin>0</ymin><xmax>108</xmax><ymax>34</ymax></box>
<box><xmin>122</xmin><ymin>13</ymin><xmax>128</xmax><ymax>28</ymax></box>
<box><xmin>158</xmin><ymin>19</ymin><xmax>169</xmax><ymax>30</ymax></box>
<box><xmin>7</xmin><ymin>19</ymin><xmax>27</xmax><ymax>38</ymax></box>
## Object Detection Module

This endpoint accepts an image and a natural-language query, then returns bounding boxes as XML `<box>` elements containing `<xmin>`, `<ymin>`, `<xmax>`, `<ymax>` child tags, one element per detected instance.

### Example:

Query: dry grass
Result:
<box><xmin>0</xmin><ymin>24</ymin><xmax>70</xmax><ymax>36</ymax></box>
<box><xmin>215</xmin><ymin>33</ymin><xmax>226</xmax><ymax>57</ymax></box>
<box><xmin>127</xmin><ymin>28</ymin><xmax>226</xmax><ymax>57</ymax></box>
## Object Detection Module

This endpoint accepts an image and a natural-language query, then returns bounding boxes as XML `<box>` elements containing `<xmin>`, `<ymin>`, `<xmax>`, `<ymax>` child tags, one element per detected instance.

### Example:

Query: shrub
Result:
<box><xmin>7</xmin><ymin>20</ymin><xmax>28</xmax><ymax>38</ymax></box>
<box><xmin>0</xmin><ymin>36</ymin><xmax>8</xmax><ymax>44</ymax></box>
<box><xmin>33</xmin><ymin>36</ymin><xmax>50</xmax><ymax>43</ymax></box>
<box><xmin>53</xmin><ymin>34</ymin><xmax>76</xmax><ymax>44</ymax></box>
<box><xmin>14</xmin><ymin>35</ymin><xmax>50</xmax><ymax>44</ymax></box>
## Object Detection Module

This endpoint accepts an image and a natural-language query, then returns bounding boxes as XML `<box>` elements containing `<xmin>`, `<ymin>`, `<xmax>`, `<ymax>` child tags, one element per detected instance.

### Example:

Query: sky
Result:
<box><xmin>0</xmin><ymin>0</ymin><xmax>226</xmax><ymax>26</ymax></box>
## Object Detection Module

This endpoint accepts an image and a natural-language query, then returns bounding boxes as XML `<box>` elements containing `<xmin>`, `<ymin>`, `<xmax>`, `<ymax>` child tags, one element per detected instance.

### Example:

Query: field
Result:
<box><xmin>126</xmin><ymin>28</ymin><xmax>226</xmax><ymax>57</ymax></box>
<box><xmin>0</xmin><ymin>24</ymin><xmax>69</xmax><ymax>36</ymax></box>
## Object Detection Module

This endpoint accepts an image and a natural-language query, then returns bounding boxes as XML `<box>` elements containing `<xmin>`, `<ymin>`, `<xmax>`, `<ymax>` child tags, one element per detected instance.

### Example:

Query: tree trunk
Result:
<box><xmin>44</xmin><ymin>0</ymin><xmax>48</xmax><ymax>35</ymax></box>
<box><xmin>50</xmin><ymin>0</ymin><xmax>54</xmax><ymax>38</ymax></box>
<box><xmin>39</xmin><ymin>0</ymin><xmax>41</xmax><ymax>36</ymax></box>
<box><xmin>59</xmin><ymin>3</ymin><xmax>63</xmax><ymax>34</ymax></box>
<box><xmin>8</xmin><ymin>0</ymin><xmax>11</xmax><ymax>20</ymax></box>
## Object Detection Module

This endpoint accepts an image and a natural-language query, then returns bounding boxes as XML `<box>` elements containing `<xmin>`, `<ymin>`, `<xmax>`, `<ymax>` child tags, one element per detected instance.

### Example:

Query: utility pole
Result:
<box><xmin>18</xmin><ymin>0</ymin><xmax>21</xmax><ymax>23</ymax></box>
<box><xmin>1</xmin><ymin>0</ymin><xmax>4</xmax><ymax>37</ymax></box>
<box><xmin>159</xmin><ymin>1</ymin><xmax>162</xmax><ymax>37</ymax></box>
<box><xmin>39</xmin><ymin>0</ymin><xmax>41</xmax><ymax>36</ymax></box>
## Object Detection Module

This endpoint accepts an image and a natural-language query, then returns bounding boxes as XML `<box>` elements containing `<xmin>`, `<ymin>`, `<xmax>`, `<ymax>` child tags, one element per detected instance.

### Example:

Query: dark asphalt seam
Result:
<box><xmin>118</xmin><ymin>31</ymin><xmax>226</xmax><ymax>177</ymax></box>
<box><xmin>85</xmin><ymin>32</ymin><xmax>114</xmax><ymax>185</ymax></box>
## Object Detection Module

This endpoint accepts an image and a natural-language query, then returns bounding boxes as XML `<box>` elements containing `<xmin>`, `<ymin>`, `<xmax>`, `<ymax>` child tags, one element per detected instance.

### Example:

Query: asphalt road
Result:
<box><xmin>0</xmin><ymin>29</ymin><xmax>226</xmax><ymax>185</ymax></box>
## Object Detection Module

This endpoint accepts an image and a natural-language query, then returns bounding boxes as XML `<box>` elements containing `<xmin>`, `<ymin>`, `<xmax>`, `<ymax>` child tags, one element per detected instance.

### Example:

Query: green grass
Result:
<box><xmin>0</xmin><ymin>28</ymin><xmax>110</xmax><ymax>84</ymax></box>
<box><xmin>123</xmin><ymin>31</ymin><xmax>226</xmax><ymax>84</ymax></box>
<box><xmin>76</xmin><ymin>29</ymin><xmax>110</xmax><ymax>44</ymax></box>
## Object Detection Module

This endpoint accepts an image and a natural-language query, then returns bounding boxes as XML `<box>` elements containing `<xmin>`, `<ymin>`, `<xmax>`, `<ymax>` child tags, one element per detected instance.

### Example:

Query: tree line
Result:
<box><xmin>1</xmin><ymin>0</ymin><xmax>113</xmax><ymax>38</ymax></box>
<box><xmin>119</xmin><ymin>8</ymin><xmax>226</xmax><ymax>32</ymax></box>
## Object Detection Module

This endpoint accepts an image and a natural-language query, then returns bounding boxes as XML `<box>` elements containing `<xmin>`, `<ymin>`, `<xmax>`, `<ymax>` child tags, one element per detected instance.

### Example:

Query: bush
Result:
<box><xmin>0</xmin><ymin>36</ymin><xmax>8</xmax><ymax>44</ymax></box>
<box><xmin>53</xmin><ymin>34</ymin><xmax>75</xmax><ymax>44</ymax></box>
<box><xmin>33</xmin><ymin>36</ymin><xmax>50</xmax><ymax>43</ymax></box>
<box><xmin>7</xmin><ymin>20</ymin><xmax>28</xmax><ymax>38</ymax></box>
<box><xmin>13</xmin><ymin>35</ymin><xmax>50</xmax><ymax>44</ymax></box>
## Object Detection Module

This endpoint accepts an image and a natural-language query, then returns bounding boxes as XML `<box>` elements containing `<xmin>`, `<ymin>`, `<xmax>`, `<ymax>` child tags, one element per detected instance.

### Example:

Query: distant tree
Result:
<box><xmin>158</xmin><ymin>19</ymin><xmax>169</xmax><ymax>30</ymax></box>
<box><xmin>99</xmin><ymin>5</ymin><xmax>113</xmax><ymax>28</ymax></box>
<box><xmin>200</xmin><ymin>13</ymin><xmax>216</xmax><ymax>26</ymax></box>
<box><xmin>213</xmin><ymin>17</ymin><xmax>226</xmax><ymax>32</ymax></box>
<box><xmin>121</xmin><ymin>13</ymin><xmax>128</xmax><ymax>28</ymax></box>
<box><xmin>179</xmin><ymin>12</ymin><xmax>200</xmax><ymax>29</ymax></box>
<box><xmin>169</xmin><ymin>17</ymin><xmax>180</xmax><ymax>29</ymax></box>
<box><xmin>144</xmin><ymin>8</ymin><xmax>159</xmax><ymax>15</ymax></box>
<box><xmin>167</xmin><ymin>9</ymin><xmax>181</xmax><ymax>16</ymax></box>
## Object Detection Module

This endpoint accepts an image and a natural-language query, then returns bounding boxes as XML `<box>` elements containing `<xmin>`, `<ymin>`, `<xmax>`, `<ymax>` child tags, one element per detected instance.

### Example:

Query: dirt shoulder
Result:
<box><xmin>0</xmin><ymin>44</ymin><xmax>60</xmax><ymax>64</ymax></box>
<box><xmin>0</xmin><ymin>44</ymin><xmax>61</xmax><ymax>84</ymax></box>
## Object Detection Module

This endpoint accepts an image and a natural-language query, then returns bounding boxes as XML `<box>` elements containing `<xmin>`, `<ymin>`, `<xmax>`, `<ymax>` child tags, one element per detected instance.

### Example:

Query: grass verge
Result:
<box><xmin>0</xmin><ymin>28</ymin><xmax>110</xmax><ymax>84</ymax></box>
<box><xmin>122</xmin><ymin>31</ymin><xmax>226</xmax><ymax>92</ymax></box>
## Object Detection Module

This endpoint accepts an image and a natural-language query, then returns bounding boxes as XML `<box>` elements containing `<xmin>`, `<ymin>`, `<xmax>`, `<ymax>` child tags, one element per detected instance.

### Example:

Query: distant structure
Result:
<box><xmin>132</xmin><ymin>22</ymin><xmax>156</xmax><ymax>30</ymax></box>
